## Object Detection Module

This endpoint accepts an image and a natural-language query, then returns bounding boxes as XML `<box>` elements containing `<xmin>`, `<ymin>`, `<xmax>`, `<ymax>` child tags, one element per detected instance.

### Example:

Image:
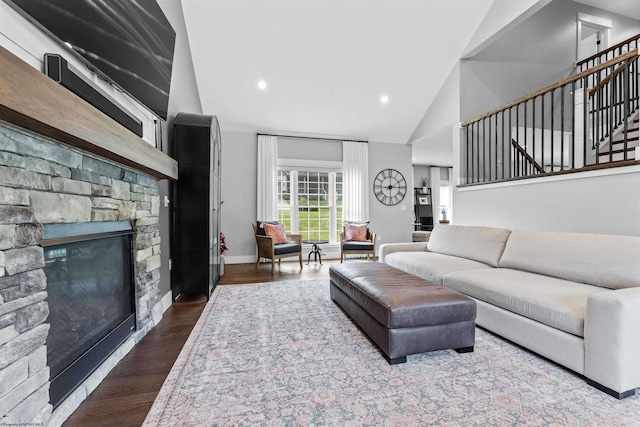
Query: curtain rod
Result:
<box><xmin>257</xmin><ymin>133</ymin><xmax>368</xmax><ymax>143</ymax></box>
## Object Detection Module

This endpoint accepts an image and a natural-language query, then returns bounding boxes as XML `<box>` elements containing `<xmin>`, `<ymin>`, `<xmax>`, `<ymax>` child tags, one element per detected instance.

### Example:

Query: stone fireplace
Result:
<box><xmin>0</xmin><ymin>122</ymin><xmax>164</xmax><ymax>425</ymax></box>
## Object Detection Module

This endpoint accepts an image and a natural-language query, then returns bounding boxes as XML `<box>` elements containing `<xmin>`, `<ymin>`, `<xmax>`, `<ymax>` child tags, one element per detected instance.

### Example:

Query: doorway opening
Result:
<box><xmin>576</xmin><ymin>13</ymin><xmax>612</xmax><ymax>64</ymax></box>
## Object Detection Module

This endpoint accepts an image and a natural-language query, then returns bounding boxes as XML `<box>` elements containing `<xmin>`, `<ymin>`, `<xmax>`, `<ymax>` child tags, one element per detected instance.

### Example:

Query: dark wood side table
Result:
<box><xmin>303</xmin><ymin>239</ymin><xmax>329</xmax><ymax>265</ymax></box>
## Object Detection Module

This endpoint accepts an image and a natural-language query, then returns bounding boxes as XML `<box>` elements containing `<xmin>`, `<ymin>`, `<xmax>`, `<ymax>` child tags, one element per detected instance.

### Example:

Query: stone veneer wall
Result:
<box><xmin>0</xmin><ymin>122</ymin><xmax>163</xmax><ymax>425</ymax></box>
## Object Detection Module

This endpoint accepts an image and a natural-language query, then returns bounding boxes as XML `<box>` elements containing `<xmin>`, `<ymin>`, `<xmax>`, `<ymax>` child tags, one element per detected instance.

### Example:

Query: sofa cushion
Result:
<box><xmin>427</xmin><ymin>224</ymin><xmax>511</xmax><ymax>267</ymax></box>
<box><xmin>499</xmin><ymin>229</ymin><xmax>640</xmax><ymax>289</ymax></box>
<box><xmin>384</xmin><ymin>251</ymin><xmax>493</xmax><ymax>285</ymax></box>
<box><xmin>443</xmin><ymin>268</ymin><xmax>606</xmax><ymax>337</ymax></box>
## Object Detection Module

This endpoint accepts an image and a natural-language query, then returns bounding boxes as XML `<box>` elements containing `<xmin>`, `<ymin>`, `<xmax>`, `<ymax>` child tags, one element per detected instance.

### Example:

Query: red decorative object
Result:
<box><xmin>220</xmin><ymin>232</ymin><xmax>228</xmax><ymax>254</ymax></box>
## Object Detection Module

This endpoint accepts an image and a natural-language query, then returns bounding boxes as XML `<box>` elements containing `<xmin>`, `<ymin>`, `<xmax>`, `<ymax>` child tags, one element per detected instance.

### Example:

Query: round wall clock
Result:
<box><xmin>373</xmin><ymin>168</ymin><xmax>407</xmax><ymax>206</ymax></box>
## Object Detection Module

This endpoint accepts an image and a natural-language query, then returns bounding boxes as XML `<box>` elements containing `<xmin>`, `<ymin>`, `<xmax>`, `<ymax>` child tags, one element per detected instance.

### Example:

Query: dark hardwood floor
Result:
<box><xmin>63</xmin><ymin>259</ymin><xmax>338</xmax><ymax>427</ymax></box>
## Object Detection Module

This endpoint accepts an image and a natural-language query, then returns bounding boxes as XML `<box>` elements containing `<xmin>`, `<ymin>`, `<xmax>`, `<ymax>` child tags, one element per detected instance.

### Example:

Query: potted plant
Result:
<box><xmin>219</xmin><ymin>232</ymin><xmax>228</xmax><ymax>276</ymax></box>
<box><xmin>421</xmin><ymin>178</ymin><xmax>428</xmax><ymax>193</ymax></box>
<box><xmin>440</xmin><ymin>206</ymin><xmax>449</xmax><ymax>223</ymax></box>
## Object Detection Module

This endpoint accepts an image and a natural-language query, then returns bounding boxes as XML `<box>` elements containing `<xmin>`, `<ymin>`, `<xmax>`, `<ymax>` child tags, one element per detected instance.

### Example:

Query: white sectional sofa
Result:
<box><xmin>379</xmin><ymin>224</ymin><xmax>640</xmax><ymax>399</ymax></box>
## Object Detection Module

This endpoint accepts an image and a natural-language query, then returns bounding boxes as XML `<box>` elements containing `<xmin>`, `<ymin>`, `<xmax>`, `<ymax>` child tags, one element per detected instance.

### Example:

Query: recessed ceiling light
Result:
<box><xmin>257</xmin><ymin>80</ymin><xmax>267</xmax><ymax>90</ymax></box>
<box><xmin>380</xmin><ymin>95</ymin><xmax>389</xmax><ymax>104</ymax></box>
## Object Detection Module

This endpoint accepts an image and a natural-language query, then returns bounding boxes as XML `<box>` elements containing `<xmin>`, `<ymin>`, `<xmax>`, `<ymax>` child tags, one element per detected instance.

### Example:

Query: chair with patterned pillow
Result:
<box><xmin>340</xmin><ymin>221</ymin><xmax>377</xmax><ymax>262</ymax></box>
<box><xmin>253</xmin><ymin>221</ymin><xmax>303</xmax><ymax>274</ymax></box>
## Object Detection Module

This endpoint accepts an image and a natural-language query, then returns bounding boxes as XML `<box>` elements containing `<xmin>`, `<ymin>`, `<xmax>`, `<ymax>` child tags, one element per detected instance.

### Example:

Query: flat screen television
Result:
<box><xmin>5</xmin><ymin>0</ymin><xmax>176</xmax><ymax>120</ymax></box>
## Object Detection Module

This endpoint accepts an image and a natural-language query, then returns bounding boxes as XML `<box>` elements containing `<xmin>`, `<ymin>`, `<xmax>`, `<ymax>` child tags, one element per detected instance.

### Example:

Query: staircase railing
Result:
<box><xmin>461</xmin><ymin>49</ymin><xmax>639</xmax><ymax>185</ymax></box>
<box><xmin>577</xmin><ymin>33</ymin><xmax>640</xmax><ymax>72</ymax></box>
<box><xmin>589</xmin><ymin>57</ymin><xmax>636</xmax><ymax>164</ymax></box>
<box><xmin>511</xmin><ymin>139</ymin><xmax>544</xmax><ymax>175</ymax></box>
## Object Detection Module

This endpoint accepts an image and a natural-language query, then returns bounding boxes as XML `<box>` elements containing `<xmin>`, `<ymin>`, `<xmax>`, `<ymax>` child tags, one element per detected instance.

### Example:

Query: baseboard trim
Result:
<box><xmin>161</xmin><ymin>290</ymin><xmax>173</xmax><ymax>314</ymax></box>
<box><xmin>226</xmin><ymin>252</ymin><xmax>344</xmax><ymax>265</ymax></box>
<box><xmin>225</xmin><ymin>255</ymin><xmax>257</xmax><ymax>264</ymax></box>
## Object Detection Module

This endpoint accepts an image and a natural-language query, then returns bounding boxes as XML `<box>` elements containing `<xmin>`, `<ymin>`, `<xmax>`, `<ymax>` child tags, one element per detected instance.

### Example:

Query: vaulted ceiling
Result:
<box><xmin>181</xmin><ymin>0</ymin><xmax>496</xmax><ymax>143</ymax></box>
<box><xmin>181</xmin><ymin>0</ymin><xmax>639</xmax><ymax>164</ymax></box>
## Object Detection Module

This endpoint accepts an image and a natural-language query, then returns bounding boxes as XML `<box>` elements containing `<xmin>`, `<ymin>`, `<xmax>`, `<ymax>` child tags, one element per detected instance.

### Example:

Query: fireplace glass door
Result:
<box><xmin>42</xmin><ymin>221</ymin><xmax>135</xmax><ymax>408</ymax></box>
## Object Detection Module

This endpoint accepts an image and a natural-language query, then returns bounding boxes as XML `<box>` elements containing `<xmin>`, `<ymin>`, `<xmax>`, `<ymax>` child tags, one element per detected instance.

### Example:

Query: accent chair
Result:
<box><xmin>253</xmin><ymin>221</ymin><xmax>303</xmax><ymax>274</ymax></box>
<box><xmin>340</xmin><ymin>222</ymin><xmax>376</xmax><ymax>262</ymax></box>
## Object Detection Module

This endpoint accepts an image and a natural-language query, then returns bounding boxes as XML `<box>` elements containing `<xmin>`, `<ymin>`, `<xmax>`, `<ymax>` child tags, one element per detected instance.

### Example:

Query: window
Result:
<box><xmin>439</xmin><ymin>184</ymin><xmax>451</xmax><ymax>221</ymax></box>
<box><xmin>277</xmin><ymin>169</ymin><xmax>343</xmax><ymax>243</ymax></box>
<box><xmin>438</xmin><ymin>167</ymin><xmax>453</xmax><ymax>221</ymax></box>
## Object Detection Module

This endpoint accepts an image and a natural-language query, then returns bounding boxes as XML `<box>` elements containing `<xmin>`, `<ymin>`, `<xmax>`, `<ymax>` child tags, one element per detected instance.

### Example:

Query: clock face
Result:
<box><xmin>373</xmin><ymin>168</ymin><xmax>407</xmax><ymax>206</ymax></box>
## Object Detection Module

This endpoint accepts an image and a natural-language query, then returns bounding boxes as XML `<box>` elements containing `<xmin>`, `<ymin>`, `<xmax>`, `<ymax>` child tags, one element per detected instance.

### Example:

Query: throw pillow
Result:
<box><xmin>344</xmin><ymin>223</ymin><xmax>368</xmax><ymax>242</ymax></box>
<box><xmin>257</xmin><ymin>220</ymin><xmax>279</xmax><ymax>236</ymax></box>
<box><xmin>263</xmin><ymin>223</ymin><xmax>289</xmax><ymax>244</ymax></box>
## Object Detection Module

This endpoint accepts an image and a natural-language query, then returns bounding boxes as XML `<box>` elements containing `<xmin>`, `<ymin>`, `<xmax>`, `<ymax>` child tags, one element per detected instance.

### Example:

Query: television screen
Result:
<box><xmin>6</xmin><ymin>0</ymin><xmax>176</xmax><ymax>120</ymax></box>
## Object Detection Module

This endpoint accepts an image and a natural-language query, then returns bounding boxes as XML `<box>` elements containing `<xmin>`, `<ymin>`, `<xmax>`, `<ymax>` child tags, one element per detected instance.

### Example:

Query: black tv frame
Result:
<box><xmin>4</xmin><ymin>0</ymin><xmax>175</xmax><ymax>121</ymax></box>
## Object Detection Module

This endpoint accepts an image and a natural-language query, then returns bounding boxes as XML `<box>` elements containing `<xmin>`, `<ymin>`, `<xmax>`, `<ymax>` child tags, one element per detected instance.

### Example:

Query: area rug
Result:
<box><xmin>143</xmin><ymin>280</ymin><xmax>640</xmax><ymax>426</ymax></box>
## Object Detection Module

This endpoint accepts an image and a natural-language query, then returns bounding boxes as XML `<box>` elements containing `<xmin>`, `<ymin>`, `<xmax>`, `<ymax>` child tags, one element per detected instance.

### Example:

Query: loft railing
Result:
<box><xmin>461</xmin><ymin>49</ymin><xmax>639</xmax><ymax>185</ymax></box>
<box><xmin>577</xmin><ymin>34</ymin><xmax>640</xmax><ymax>72</ymax></box>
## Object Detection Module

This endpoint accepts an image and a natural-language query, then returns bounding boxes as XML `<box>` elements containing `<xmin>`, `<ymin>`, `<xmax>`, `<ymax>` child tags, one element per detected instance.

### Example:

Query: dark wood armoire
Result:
<box><xmin>171</xmin><ymin>113</ymin><xmax>221</xmax><ymax>300</ymax></box>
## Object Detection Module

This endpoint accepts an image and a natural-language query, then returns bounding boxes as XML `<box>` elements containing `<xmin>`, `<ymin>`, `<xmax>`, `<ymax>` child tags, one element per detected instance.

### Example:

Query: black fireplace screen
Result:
<box><xmin>42</xmin><ymin>221</ymin><xmax>135</xmax><ymax>408</ymax></box>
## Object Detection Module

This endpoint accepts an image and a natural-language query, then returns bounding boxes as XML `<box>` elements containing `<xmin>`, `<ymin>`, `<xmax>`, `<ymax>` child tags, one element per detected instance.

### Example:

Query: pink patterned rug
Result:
<box><xmin>144</xmin><ymin>280</ymin><xmax>640</xmax><ymax>426</ymax></box>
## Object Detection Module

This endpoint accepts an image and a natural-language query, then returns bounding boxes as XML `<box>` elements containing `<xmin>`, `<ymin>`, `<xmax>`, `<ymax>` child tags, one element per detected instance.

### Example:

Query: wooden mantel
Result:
<box><xmin>0</xmin><ymin>45</ymin><xmax>177</xmax><ymax>180</ymax></box>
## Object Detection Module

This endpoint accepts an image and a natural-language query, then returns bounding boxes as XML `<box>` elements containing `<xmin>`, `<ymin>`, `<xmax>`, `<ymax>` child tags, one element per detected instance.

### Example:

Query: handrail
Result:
<box><xmin>588</xmin><ymin>60</ymin><xmax>630</xmax><ymax>97</ymax></box>
<box><xmin>511</xmin><ymin>139</ymin><xmax>544</xmax><ymax>173</ymax></box>
<box><xmin>461</xmin><ymin>49</ymin><xmax>638</xmax><ymax>126</ymax></box>
<box><xmin>461</xmin><ymin>47</ymin><xmax>639</xmax><ymax>185</ymax></box>
<box><xmin>577</xmin><ymin>33</ymin><xmax>640</xmax><ymax>68</ymax></box>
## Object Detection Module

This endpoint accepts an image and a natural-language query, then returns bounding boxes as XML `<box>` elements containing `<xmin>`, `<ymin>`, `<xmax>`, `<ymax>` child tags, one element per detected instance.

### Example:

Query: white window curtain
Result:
<box><xmin>429</xmin><ymin>167</ymin><xmax>441</xmax><ymax>222</ymax></box>
<box><xmin>257</xmin><ymin>135</ymin><xmax>278</xmax><ymax>220</ymax></box>
<box><xmin>342</xmin><ymin>141</ymin><xmax>369</xmax><ymax>222</ymax></box>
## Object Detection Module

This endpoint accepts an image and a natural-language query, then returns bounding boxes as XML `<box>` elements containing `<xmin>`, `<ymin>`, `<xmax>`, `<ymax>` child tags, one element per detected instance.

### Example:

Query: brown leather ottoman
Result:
<box><xmin>329</xmin><ymin>263</ymin><xmax>476</xmax><ymax>364</ymax></box>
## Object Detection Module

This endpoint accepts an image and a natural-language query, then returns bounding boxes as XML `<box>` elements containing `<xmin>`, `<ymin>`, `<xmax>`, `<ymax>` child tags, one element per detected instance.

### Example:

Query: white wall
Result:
<box><xmin>410</xmin><ymin>63</ymin><xmax>460</xmax><ymax>167</ymax></box>
<box><xmin>461</xmin><ymin>0</ymin><xmax>550</xmax><ymax>59</ymax></box>
<box><xmin>413</xmin><ymin>165</ymin><xmax>430</xmax><ymax>190</ymax></box>
<box><xmin>410</xmin><ymin>1</ymin><xmax>551</xmax><ymax>166</ymax></box>
<box><xmin>460</xmin><ymin>0</ymin><xmax>640</xmax><ymax>120</ymax></box>
<box><xmin>279</xmin><ymin>137</ymin><xmax>342</xmax><ymax>162</ymax></box>
<box><xmin>158</xmin><ymin>0</ymin><xmax>203</xmax><ymax>128</ymax></box>
<box><xmin>454</xmin><ymin>168</ymin><xmax>640</xmax><ymax>236</ymax></box>
<box><xmin>368</xmin><ymin>141</ymin><xmax>414</xmax><ymax>245</ymax></box>
<box><xmin>220</xmin><ymin>131</ymin><xmax>258</xmax><ymax>263</ymax></box>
